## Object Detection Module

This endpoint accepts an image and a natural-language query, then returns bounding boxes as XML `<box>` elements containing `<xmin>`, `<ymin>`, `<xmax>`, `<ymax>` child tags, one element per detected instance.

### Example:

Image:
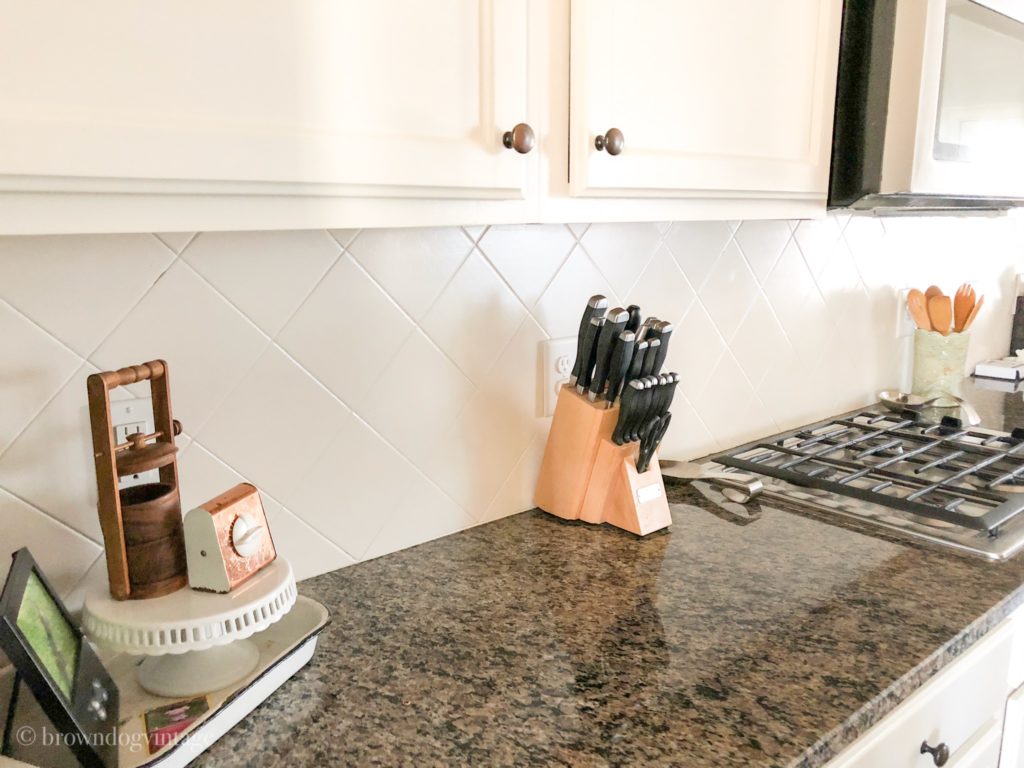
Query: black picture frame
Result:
<box><xmin>0</xmin><ymin>548</ymin><xmax>119</xmax><ymax>768</ymax></box>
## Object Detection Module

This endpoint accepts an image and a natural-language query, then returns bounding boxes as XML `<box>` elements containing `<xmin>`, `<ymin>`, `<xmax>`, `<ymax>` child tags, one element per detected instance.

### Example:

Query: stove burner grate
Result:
<box><xmin>715</xmin><ymin>411</ymin><xmax>1024</xmax><ymax>535</ymax></box>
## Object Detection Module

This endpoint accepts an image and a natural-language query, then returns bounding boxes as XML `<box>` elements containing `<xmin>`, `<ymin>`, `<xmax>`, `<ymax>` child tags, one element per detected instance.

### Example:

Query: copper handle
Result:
<box><xmin>97</xmin><ymin>360</ymin><xmax>166</xmax><ymax>390</ymax></box>
<box><xmin>502</xmin><ymin>123</ymin><xmax>535</xmax><ymax>154</ymax></box>
<box><xmin>594</xmin><ymin>128</ymin><xmax>624</xmax><ymax>155</ymax></box>
<box><xmin>920</xmin><ymin>741</ymin><xmax>949</xmax><ymax>766</ymax></box>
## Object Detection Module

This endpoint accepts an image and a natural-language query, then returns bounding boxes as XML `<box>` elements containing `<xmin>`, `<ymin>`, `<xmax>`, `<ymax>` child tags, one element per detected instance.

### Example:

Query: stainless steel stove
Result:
<box><xmin>706</xmin><ymin>409</ymin><xmax>1024</xmax><ymax>560</ymax></box>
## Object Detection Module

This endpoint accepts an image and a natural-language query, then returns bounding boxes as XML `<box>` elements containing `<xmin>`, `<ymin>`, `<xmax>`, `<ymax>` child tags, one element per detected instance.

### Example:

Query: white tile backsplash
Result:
<box><xmin>1</xmin><ymin>214</ymin><xmax>1022</xmax><ymax>596</ymax></box>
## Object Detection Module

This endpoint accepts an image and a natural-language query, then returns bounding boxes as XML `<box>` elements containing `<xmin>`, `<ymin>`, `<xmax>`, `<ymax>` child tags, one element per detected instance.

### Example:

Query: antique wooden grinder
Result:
<box><xmin>87</xmin><ymin>360</ymin><xmax>188</xmax><ymax>600</ymax></box>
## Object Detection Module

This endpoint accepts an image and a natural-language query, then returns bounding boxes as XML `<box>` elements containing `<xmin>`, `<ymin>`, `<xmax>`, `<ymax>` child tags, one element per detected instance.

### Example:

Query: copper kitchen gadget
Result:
<box><xmin>184</xmin><ymin>482</ymin><xmax>277</xmax><ymax>593</ymax></box>
<box><xmin>87</xmin><ymin>360</ymin><xmax>188</xmax><ymax>601</ymax></box>
<box><xmin>535</xmin><ymin>296</ymin><xmax>674</xmax><ymax>536</ymax></box>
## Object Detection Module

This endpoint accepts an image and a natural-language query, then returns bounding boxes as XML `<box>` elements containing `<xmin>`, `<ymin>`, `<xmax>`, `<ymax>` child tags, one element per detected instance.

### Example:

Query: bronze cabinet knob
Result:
<box><xmin>502</xmin><ymin>123</ymin><xmax>535</xmax><ymax>154</ymax></box>
<box><xmin>920</xmin><ymin>741</ymin><xmax>949</xmax><ymax>766</ymax></box>
<box><xmin>594</xmin><ymin>128</ymin><xmax>624</xmax><ymax>155</ymax></box>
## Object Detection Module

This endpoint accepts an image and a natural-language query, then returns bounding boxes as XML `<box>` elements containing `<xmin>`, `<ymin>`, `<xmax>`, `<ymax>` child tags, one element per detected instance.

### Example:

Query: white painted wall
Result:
<box><xmin>0</xmin><ymin>214</ymin><xmax>1021</xmax><ymax>600</ymax></box>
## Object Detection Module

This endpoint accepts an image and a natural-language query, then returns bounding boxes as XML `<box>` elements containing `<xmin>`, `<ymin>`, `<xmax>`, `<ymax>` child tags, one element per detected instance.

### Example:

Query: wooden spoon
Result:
<box><xmin>928</xmin><ymin>294</ymin><xmax>953</xmax><ymax>336</ymax></box>
<box><xmin>953</xmin><ymin>283</ymin><xmax>976</xmax><ymax>332</ymax></box>
<box><xmin>961</xmin><ymin>295</ymin><xmax>984</xmax><ymax>332</ymax></box>
<box><xmin>906</xmin><ymin>289</ymin><xmax>932</xmax><ymax>331</ymax></box>
<box><xmin>925</xmin><ymin>285</ymin><xmax>944</xmax><ymax>299</ymax></box>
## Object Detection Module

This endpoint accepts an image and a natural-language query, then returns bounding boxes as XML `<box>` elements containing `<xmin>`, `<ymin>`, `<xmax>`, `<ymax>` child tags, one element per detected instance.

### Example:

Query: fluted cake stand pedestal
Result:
<box><xmin>82</xmin><ymin>559</ymin><xmax>297</xmax><ymax>697</ymax></box>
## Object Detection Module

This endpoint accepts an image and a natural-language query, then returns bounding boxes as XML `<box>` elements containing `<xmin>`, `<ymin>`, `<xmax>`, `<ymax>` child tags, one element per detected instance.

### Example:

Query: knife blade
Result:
<box><xmin>588</xmin><ymin>308</ymin><xmax>630</xmax><ymax>401</ymax></box>
<box><xmin>613</xmin><ymin>379</ymin><xmax>644</xmax><ymax>445</ymax></box>
<box><xmin>625</xmin><ymin>340</ymin><xmax>649</xmax><ymax>384</ymax></box>
<box><xmin>625</xmin><ymin>305</ymin><xmax>642</xmax><ymax>334</ymax></box>
<box><xmin>603</xmin><ymin>330</ymin><xmax>635</xmax><ymax>408</ymax></box>
<box><xmin>640</xmin><ymin>338</ymin><xmax>661</xmax><ymax>376</ymax></box>
<box><xmin>575</xmin><ymin>315</ymin><xmax>605</xmax><ymax>394</ymax></box>
<box><xmin>569</xmin><ymin>295</ymin><xmax>608</xmax><ymax>386</ymax></box>
<box><xmin>645</xmin><ymin>321</ymin><xmax>673</xmax><ymax>376</ymax></box>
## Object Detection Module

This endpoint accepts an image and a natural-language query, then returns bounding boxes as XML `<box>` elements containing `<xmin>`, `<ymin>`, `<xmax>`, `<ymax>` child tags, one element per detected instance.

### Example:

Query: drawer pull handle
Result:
<box><xmin>920</xmin><ymin>740</ymin><xmax>949</xmax><ymax>766</ymax></box>
<box><xmin>502</xmin><ymin>123</ymin><xmax>535</xmax><ymax>154</ymax></box>
<box><xmin>594</xmin><ymin>128</ymin><xmax>624</xmax><ymax>155</ymax></box>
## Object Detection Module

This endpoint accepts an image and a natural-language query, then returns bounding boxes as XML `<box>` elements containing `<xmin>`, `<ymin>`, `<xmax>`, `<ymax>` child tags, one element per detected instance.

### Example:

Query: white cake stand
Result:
<box><xmin>82</xmin><ymin>559</ymin><xmax>297</xmax><ymax>698</ymax></box>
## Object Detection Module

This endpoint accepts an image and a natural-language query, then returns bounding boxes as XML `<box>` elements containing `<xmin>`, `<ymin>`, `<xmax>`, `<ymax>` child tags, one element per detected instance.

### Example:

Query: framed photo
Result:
<box><xmin>1</xmin><ymin>548</ymin><xmax>119</xmax><ymax>768</ymax></box>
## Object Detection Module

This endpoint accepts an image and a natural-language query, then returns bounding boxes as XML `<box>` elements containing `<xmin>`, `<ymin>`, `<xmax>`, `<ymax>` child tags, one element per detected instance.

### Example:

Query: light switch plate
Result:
<box><xmin>542</xmin><ymin>337</ymin><xmax>575</xmax><ymax>416</ymax></box>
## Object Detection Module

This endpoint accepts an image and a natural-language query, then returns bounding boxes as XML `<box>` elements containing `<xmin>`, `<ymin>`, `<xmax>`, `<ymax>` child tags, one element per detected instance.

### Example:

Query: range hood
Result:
<box><xmin>829</xmin><ymin>0</ymin><xmax>1024</xmax><ymax>212</ymax></box>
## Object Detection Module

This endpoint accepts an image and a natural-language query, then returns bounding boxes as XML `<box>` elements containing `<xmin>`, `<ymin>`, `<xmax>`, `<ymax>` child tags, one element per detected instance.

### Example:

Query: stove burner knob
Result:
<box><xmin>920</xmin><ymin>740</ymin><xmax>949</xmax><ymax>766</ymax></box>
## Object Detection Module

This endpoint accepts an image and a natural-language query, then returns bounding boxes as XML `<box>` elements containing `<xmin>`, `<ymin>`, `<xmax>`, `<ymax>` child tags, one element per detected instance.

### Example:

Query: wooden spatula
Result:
<box><xmin>907</xmin><ymin>289</ymin><xmax>932</xmax><ymax>331</ymax></box>
<box><xmin>953</xmin><ymin>283</ymin><xmax>976</xmax><ymax>332</ymax></box>
<box><xmin>925</xmin><ymin>285</ymin><xmax>943</xmax><ymax>299</ymax></box>
<box><xmin>928</xmin><ymin>295</ymin><xmax>953</xmax><ymax>336</ymax></box>
<box><xmin>962</xmin><ymin>295</ymin><xmax>984</xmax><ymax>332</ymax></box>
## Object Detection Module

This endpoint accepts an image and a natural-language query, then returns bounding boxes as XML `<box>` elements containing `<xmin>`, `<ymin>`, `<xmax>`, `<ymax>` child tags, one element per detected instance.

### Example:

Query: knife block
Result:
<box><xmin>534</xmin><ymin>384</ymin><xmax>671</xmax><ymax>535</ymax></box>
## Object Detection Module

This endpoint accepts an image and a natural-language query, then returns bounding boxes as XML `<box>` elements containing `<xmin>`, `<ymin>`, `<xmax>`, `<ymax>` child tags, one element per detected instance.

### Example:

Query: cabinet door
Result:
<box><xmin>0</xmin><ymin>1</ymin><xmax>533</xmax><ymax>200</ymax></box>
<box><xmin>569</xmin><ymin>0</ymin><xmax>841</xmax><ymax>199</ymax></box>
<box><xmin>1002</xmin><ymin>683</ymin><xmax>1024</xmax><ymax>767</ymax></box>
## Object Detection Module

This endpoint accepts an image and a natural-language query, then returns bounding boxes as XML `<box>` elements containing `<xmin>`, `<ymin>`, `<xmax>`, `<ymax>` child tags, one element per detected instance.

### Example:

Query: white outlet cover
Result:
<box><xmin>109</xmin><ymin>397</ymin><xmax>159</xmax><ymax>488</ymax></box>
<box><xmin>542</xmin><ymin>337</ymin><xmax>576</xmax><ymax>416</ymax></box>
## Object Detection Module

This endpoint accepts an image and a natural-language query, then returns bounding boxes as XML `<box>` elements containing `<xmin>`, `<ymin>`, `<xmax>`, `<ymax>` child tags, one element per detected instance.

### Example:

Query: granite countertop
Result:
<box><xmin>196</xmin><ymin>378</ymin><xmax>1024</xmax><ymax>768</ymax></box>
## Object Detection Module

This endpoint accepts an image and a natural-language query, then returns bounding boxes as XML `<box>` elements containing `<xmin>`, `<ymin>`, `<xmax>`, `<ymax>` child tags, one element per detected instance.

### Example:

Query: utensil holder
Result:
<box><xmin>912</xmin><ymin>329</ymin><xmax>970</xmax><ymax>403</ymax></box>
<box><xmin>534</xmin><ymin>384</ymin><xmax>671</xmax><ymax>536</ymax></box>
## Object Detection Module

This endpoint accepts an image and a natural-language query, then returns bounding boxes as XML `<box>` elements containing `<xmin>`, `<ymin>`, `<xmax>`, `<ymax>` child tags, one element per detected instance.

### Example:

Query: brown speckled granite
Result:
<box><xmin>193</xmin><ymin>383</ymin><xmax>1024</xmax><ymax>768</ymax></box>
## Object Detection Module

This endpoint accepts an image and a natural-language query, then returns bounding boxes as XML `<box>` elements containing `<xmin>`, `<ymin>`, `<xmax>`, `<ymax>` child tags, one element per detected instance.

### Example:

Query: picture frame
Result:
<box><xmin>1</xmin><ymin>548</ymin><xmax>119</xmax><ymax>768</ymax></box>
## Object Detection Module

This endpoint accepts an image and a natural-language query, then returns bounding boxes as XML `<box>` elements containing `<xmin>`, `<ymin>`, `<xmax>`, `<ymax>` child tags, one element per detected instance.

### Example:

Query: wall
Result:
<box><xmin>1</xmin><ymin>213</ymin><xmax>1021</xmax><ymax>599</ymax></box>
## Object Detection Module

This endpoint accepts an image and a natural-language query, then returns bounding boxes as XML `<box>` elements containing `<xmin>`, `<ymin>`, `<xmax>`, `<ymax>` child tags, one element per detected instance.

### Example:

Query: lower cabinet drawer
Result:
<box><xmin>827</xmin><ymin>620</ymin><xmax>1013</xmax><ymax>768</ymax></box>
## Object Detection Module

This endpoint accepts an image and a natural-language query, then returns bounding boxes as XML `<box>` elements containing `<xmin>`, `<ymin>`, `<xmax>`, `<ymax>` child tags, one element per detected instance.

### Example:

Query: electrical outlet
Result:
<box><xmin>895</xmin><ymin>288</ymin><xmax>916</xmax><ymax>338</ymax></box>
<box><xmin>542</xmin><ymin>337</ymin><xmax>576</xmax><ymax>416</ymax></box>
<box><xmin>110</xmin><ymin>398</ymin><xmax>159</xmax><ymax>489</ymax></box>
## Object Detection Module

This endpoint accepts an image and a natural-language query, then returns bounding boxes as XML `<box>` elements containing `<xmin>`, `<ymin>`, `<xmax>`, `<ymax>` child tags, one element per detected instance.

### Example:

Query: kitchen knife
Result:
<box><xmin>625</xmin><ymin>305</ymin><xmax>643</xmax><ymax>334</ymax></box>
<box><xmin>575</xmin><ymin>315</ymin><xmax>605</xmax><ymax>394</ymax></box>
<box><xmin>640</xmin><ymin>339</ymin><xmax>661</xmax><ymax>376</ymax></box>
<box><xmin>613</xmin><ymin>379</ymin><xmax>645</xmax><ymax>445</ymax></box>
<box><xmin>603</xmin><ymin>330</ymin><xmax>635</xmax><ymax>408</ymax></box>
<box><xmin>569</xmin><ymin>295</ymin><xmax>608</xmax><ymax>386</ymax></box>
<box><xmin>588</xmin><ymin>308</ymin><xmax>630</xmax><ymax>401</ymax></box>
<box><xmin>629</xmin><ymin>376</ymin><xmax>659</xmax><ymax>442</ymax></box>
<box><xmin>625</xmin><ymin>340</ymin><xmax>649</xmax><ymax>384</ymax></box>
<box><xmin>646</xmin><ymin>321</ymin><xmax>673</xmax><ymax>376</ymax></box>
<box><xmin>636</xmin><ymin>316</ymin><xmax>659</xmax><ymax>341</ymax></box>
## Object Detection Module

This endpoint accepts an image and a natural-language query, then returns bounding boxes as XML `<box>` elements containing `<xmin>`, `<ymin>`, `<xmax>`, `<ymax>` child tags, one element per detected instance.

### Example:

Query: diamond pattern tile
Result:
<box><xmin>182</xmin><ymin>230</ymin><xmax>340</xmax><ymax>335</ymax></box>
<box><xmin>580</xmin><ymin>222</ymin><xmax>663</xmax><ymax>297</ymax></box>
<box><xmin>480</xmin><ymin>224</ymin><xmax>575</xmax><ymax>307</ymax></box>
<box><xmin>277</xmin><ymin>254</ymin><xmax>413</xmax><ymax>408</ymax></box>
<box><xmin>347</xmin><ymin>227</ymin><xmax>472</xmax><ymax>321</ymax></box>
<box><xmin>696</xmin><ymin>241</ymin><xmax>760</xmax><ymax>341</ymax></box>
<box><xmin>421</xmin><ymin>251</ymin><xmax>527</xmax><ymax>385</ymax></box>
<box><xmin>0</xmin><ymin>234</ymin><xmax>175</xmax><ymax>356</ymax></box>
<box><xmin>3</xmin><ymin>215</ymin><xmax>1022</xmax><ymax>593</ymax></box>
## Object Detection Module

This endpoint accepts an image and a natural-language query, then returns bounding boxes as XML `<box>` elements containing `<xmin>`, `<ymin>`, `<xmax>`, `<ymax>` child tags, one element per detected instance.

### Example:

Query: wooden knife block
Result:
<box><xmin>534</xmin><ymin>385</ymin><xmax>671</xmax><ymax>536</ymax></box>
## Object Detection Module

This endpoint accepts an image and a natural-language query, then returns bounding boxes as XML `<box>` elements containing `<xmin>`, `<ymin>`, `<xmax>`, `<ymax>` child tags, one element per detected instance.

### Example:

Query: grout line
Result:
<box><xmin>185</xmin><ymin>441</ymin><xmax>357</xmax><ymax>564</ymax></box>
<box><xmin>0</xmin><ymin>296</ymin><xmax>89</xmax><ymax>364</ymax></box>
<box><xmin>0</xmin><ymin>359</ymin><xmax>92</xmax><ymax>464</ymax></box>
<box><xmin>0</xmin><ymin>485</ymin><xmax>103</xmax><ymax>547</ymax></box>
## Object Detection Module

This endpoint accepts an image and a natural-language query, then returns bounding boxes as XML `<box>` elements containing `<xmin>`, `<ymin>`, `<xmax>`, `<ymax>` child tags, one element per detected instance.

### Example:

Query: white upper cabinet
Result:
<box><xmin>569</xmin><ymin>0</ymin><xmax>842</xmax><ymax>201</ymax></box>
<box><xmin>0</xmin><ymin>0</ymin><xmax>842</xmax><ymax>233</ymax></box>
<box><xmin>0</xmin><ymin>1</ymin><xmax>534</xmax><ymax>199</ymax></box>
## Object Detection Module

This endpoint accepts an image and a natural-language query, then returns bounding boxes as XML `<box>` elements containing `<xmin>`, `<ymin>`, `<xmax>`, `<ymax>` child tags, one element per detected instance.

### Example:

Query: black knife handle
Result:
<box><xmin>604</xmin><ymin>331</ymin><xmax>635</xmax><ymax>408</ymax></box>
<box><xmin>570</xmin><ymin>295</ymin><xmax>607</xmax><ymax>385</ymax></box>
<box><xmin>626</xmin><ymin>340</ymin><xmax>648</xmax><ymax>384</ymax></box>
<box><xmin>613</xmin><ymin>380</ymin><xmax>644</xmax><ymax>445</ymax></box>
<box><xmin>629</xmin><ymin>376</ymin><xmax>659</xmax><ymax>442</ymax></box>
<box><xmin>576</xmin><ymin>316</ymin><xmax>605</xmax><ymax>393</ymax></box>
<box><xmin>637</xmin><ymin>317</ymin><xmax>659</xmax><ymax>341</ymax></box>
<box><xmin>640</xmin><ymin>339</ymin><xmax>660</xmax><ymax>376</ymax></box>
<box><xmin>625</xmin><ymin>305</ymin><xmax>642</xmax><ymax>334</ymax></box>
<box><xmin>589</xmin><ymin>309</ymin><xmax>629</xmax><ymax>401</ymax></box>
<box><xmin>647</xmin><ymin>322</ymin><xmax>672</xmax><ymax>376</ymax></box>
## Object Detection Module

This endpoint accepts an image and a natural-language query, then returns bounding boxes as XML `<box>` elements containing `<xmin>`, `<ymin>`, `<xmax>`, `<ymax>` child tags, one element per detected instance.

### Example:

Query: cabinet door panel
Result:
<box><xmin>570</xmin><ymin>0</ymin><xmax>841</xmax><ymax>198</ymax></box>
<box><xmin>0</xmin><ymin>1</ymin><xmax>531</xmax><ymax>198</ymax></box>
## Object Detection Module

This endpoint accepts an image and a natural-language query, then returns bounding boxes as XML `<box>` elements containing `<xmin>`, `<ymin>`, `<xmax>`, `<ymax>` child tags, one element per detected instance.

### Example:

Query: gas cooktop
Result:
<box><xmin>709</xmin><ymin>409</ymin><xmax>1024</xmax><ymax>560</ymax></box>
